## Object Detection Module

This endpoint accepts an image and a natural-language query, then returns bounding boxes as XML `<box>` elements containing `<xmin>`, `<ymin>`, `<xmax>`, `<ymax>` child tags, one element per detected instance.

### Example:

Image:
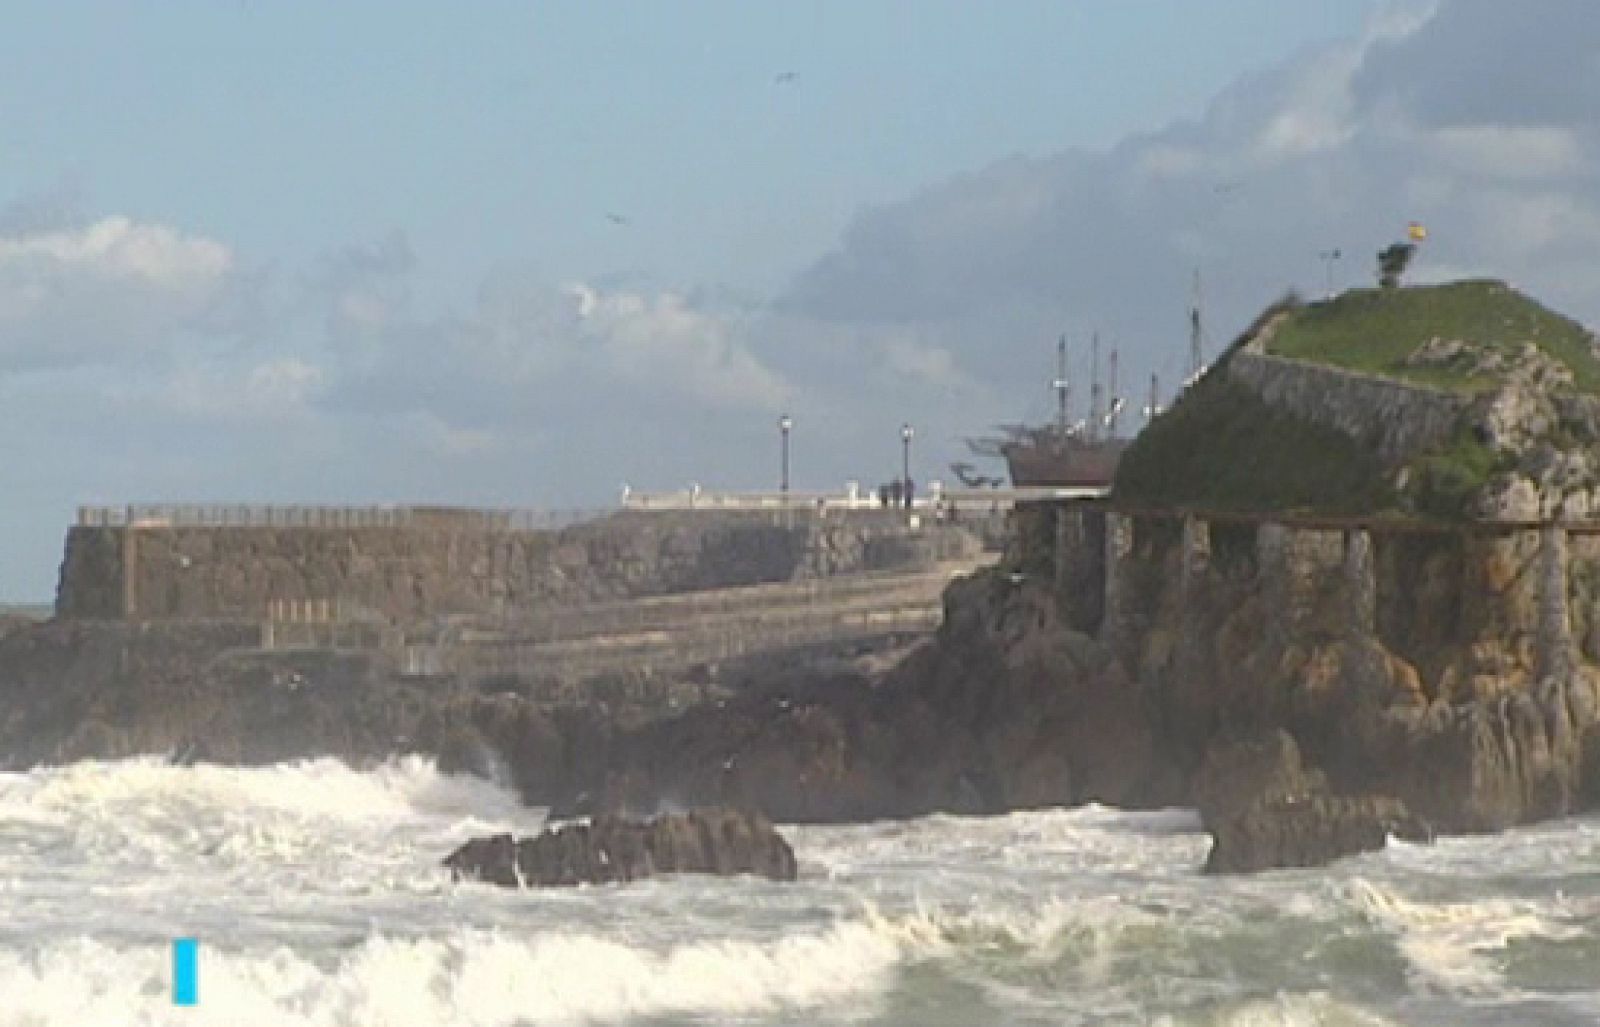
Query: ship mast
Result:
<box><xmin>1088</xmin><ymin>332</ymin><xmax>1103</xmax><ymax>443</ymax></box>
<box><xmin>1053</xmin><ymin>334</ymin><xmax>1070</xmax><ymax>439</ymax></box>
<box><xmin>1145</xmin><ymin>373</ymin><xmax>1161</xmax><ymax>423</ymax></box>
<box><xmin>1188</xmin><ymin>268</ymin><xmax>1205</xmax><ymax>384</ymax></box>
<box><xmin>1107</xmin><ymin>348</ymin><xmax>1120</xmax><ymax>438</ymax></box>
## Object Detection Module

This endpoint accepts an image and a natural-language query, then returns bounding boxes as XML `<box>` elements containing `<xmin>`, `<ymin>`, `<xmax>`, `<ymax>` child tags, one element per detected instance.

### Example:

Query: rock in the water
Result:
<box><xmin>443</xmin><ymin>807</ymin><xmax>797</xmax><ymax>887</ymax></box>
<box><xmin>1205</xmin><ymin>795</ymin><xmax>1432</xmax><ymax>874</ymax></box>
<box><xmin>1192</xmin><ymin>729</ymin><xmax>1324</xmax><ymax>826</ymax></box>
<box><xmin>444</xmin><ymin>833</ymin><xmax>520</xmax><ymax>887</ymax></box>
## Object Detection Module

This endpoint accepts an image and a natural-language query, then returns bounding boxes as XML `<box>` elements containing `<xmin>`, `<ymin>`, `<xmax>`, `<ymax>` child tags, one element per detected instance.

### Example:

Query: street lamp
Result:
<box><xmin>900</xmin><ymin>423</ymin><xmax>914</xmax><ymax>507</ymax></box>
<box><xmin>778</xmin><ymin>413</ymin><xmax>793</xmax><ymax>497</ymax></box>
<box><xmin>1319</xmin><ymin>248</ymin><xmax>1342</xmax><ymax>299</ymax></box>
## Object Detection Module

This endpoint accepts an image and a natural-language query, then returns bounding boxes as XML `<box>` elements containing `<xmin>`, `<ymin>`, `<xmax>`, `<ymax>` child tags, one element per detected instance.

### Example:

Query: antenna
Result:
<box><xmin>1089</xmin><ymin>332</ymin><xmax>1103</xmax><ymax>443</ymax></box>
<box><xmin>1145</xmin><ymin>373</ymin><xmax>1161</xmax><ymax>422</ymax></box>
<box><xmin>1107</xmin><ymin>348</ymin><xmax>1121</xmax><ymax>438</ymax></box>
<box><xmin>1189</xmin><ymin>268</ymin><xmax>1205</xmax><ymax>382</ymax></box>
<box><xmin>1053</xmin><ymin>334</ymin><xmax>1070</xmax><ymax>438</ymax></box>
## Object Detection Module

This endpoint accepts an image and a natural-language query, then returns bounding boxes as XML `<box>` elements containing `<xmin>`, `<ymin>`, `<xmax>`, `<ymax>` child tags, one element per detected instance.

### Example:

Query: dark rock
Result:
<box><xmin>1205</xmin><ymin>795</ymin><xmax>1432</xmax><ymax>874</ymax></box>
<box><xmin>444</xmin><ymin>807</ymin><xmax>797</xmax><ymax>888</ymax></box>
<box><xmin>1192</xmin><ymin>729</ymin><xmax>1325</xmax><ymax>826</ymax></box>
<box><xmin>1583</xmin><ymin>723</ymin><xmax>1600</xmax><ymax>806</ymax></box>
<box><xmin>444</xmin><ymin>833</ymin><xmax>520</xmax><ymax>887</ymax></box>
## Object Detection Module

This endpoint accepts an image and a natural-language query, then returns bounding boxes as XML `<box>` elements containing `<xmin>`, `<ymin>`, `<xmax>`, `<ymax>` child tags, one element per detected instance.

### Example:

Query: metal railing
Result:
<box><xmin>76</xmin><ymin>504</ymin><xmax>610</xmax><ymax>531</ymax></box>
<box><xmin>620</xmin><ymin>483</ymin><xmax>1107</xmax><ymax>512</ymax></box>
<box><xmin>454</xmin><ymin>604</ymin><xmax>944</xmax><ymax>682</ymax></box>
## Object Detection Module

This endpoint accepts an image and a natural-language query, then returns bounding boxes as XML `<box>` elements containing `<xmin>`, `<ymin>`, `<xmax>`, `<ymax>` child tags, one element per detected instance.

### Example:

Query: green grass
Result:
<box><xmin>1113</xmin><ymin>374</ymin><xmax>1398</xmax><ymax>515</ymax></box>
<box><xmin>1265</xmin><ymin>280</ymin><xmax>1600</xmax><ymax>394</ymax></box>
<box><xmin>1405</xmin><ymin>422</ymin><xmax>1511</xmax><ymax>520</ymax></box>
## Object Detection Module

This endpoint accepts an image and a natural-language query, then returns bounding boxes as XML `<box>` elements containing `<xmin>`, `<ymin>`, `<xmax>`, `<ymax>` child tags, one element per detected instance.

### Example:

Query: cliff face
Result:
<box><xmin>1084</xmin><ymin>509</ymin><xmax>1598</xmax><ymax>834</ymax></box>
<box><xmin>555</xmin><ymin>507</ymin><xmax>1598</xmax><ymax>859</ymax></box>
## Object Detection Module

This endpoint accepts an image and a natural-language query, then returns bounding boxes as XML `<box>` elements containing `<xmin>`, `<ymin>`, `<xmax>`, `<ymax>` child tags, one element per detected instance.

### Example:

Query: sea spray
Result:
<box><xmin>0</xmin><ymin>758</ymin><xmax>1595</xmax><ymax>1025</ymax></box>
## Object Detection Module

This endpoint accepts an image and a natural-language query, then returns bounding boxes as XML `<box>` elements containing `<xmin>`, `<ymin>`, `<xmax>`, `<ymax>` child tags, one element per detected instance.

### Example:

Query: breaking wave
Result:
<box><xmin>0</xmin><ymin>758</ymin><xmax>1596</xmax><ymax>1024</ymax></box>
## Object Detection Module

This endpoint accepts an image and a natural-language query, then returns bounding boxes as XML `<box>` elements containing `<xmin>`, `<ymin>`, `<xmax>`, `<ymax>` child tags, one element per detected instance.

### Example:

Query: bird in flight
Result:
<box><xmin>605</xmin><ymin>212</ymin><xmax>629</xmax><ymax>226</ymax></box>
<box><xmin>773</xmin><ymin>71</ymin><xmax>799</xmax><ymax>85</ymax></box>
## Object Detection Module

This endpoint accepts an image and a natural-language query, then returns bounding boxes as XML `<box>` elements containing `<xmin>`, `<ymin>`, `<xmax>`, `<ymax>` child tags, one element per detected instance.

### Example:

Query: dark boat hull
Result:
<box><xmin>1001</xmin><ymin>438</ymin><xmax>1127</xmax><ymax>487</ymax></box>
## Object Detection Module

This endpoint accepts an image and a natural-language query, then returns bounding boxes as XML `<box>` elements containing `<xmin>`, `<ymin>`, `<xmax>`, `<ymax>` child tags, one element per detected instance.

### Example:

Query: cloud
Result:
<box><xmin>15</xmin><ymin>0</ymin><xmax>1600</xmax><ymax>601</ymax></box>
<box><xmin>1428</xmin><ymin>124</ymin><xmax>1588</xmax><ymax>181</ymax></box>
<box><xmin>778</xmin><ymin>0</ymin><xmax>1600</xmax><ymax>427</ymax></box>
<box><xmin>326</xmin><ymin>271</ymin><xmax>790</xmax><ymax>424</ymax></box>
<box><xmin>565</xmin><ymin>284</ymin><xmax>789</xmax><ymax>408</ymax></box>
<box><xmin>0</xmin><ymin>214</ymin><xmax>240</xmax><ymax>372</ymax></box>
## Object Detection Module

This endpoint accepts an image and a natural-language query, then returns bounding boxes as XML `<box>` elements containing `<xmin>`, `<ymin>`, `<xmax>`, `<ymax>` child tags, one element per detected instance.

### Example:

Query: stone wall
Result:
<box><xmin>56</xmin><ymin>511</ymin><xmax>981</xmax><ymax>624</ymax></box>
<box><xmin>1227</xmin><ymin>341</ymin><xmax>1468</xmax><ymax>466</ymax></box>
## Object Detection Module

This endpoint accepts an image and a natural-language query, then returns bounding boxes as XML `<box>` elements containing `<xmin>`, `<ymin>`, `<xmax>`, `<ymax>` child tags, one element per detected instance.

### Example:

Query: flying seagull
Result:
<box><xmin>605</xmin><ymin>212</ymin><xmax>629</xmax><ymax>226</ymax></box>
<box><xmin>773</xmin><ymin>71</ymin><xmax>799</xmax><ymax>85</ymax></box>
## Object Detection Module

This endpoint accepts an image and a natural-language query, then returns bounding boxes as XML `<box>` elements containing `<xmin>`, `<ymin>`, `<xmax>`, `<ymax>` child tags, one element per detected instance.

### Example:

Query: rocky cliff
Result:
<box><xmin>498</xmin><ymin>283</ymin><xmax>1600</xmax><ymax>869</ymax></box>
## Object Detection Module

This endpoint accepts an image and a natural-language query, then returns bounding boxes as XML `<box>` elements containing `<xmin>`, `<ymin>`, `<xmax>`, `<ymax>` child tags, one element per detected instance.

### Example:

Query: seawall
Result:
<box><xmin>1227</xmin><ymin>322</ymin><xmax>1469</xmax><ymax>466</ymax></box>
<box><xmin>56</xmin><ymin>509</ymin><xmax>981</xmax><ymax>623</ymax></box>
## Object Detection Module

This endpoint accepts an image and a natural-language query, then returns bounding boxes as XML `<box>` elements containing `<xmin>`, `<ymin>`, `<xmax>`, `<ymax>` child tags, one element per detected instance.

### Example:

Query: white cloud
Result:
<box><xmin>0</xmin><ymin>215</ymin><xmax>231</xmax><ymax>289</ymax></box>
<box><xmin>567</xmin><ymin>284</ymin><xmax>790</xmax><ymax>409</ymax></box>
<box><xmin>246</xmin><ymin>358</ymin><xmax>326</xmax><ymax>407</ymax></box>
<box><xmin>1428</xmin><ymin>124</ymin><xmax>1588</xmax><ymax>181</ymax></box>
<box><xmin>140</xmin><ymin>357</ymin><xmax>327</xmax><ymax>424</ymax></box>
<box><xmin>0</xmin><ymin>214</ymin><xmax>241</xmax><ymax>371</ymax></box>
<box><xmin>17</xmin><ymin>0</ymin><xmax>1600</xmax><ymax>602</ymax></box>
<box><xmin>779</xmin><ymin>0</ymin><xmax>1600</xmax><ymax>423</ymax></box>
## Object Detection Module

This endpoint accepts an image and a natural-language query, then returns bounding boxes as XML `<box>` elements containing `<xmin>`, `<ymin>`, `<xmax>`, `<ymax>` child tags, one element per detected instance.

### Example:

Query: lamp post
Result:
<box><xmin>900</xmin><ymin>423</ymin><xmax>914</xmax><ymax>507</ymax></box>
<box><xmin>1319</xmin><ymin>248</ymin><xmax>1342</xmax><ymax>299</ymax></box>
<box><xmin>778</xmin><ymin>413</ymin><xmax>792</xmax><ymax>498</ymax></box>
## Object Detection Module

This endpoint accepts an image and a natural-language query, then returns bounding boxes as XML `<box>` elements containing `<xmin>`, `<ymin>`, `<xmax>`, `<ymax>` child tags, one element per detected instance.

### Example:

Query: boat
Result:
<box><xmin>955</xmin><ymin>274</ymin><xmax>1206</xmax><ymax>489</ymax></box>
<box><xmin>959</xmin><ymin>334</ymin><xmax>1129</xmax><ymax>488</ymax></box>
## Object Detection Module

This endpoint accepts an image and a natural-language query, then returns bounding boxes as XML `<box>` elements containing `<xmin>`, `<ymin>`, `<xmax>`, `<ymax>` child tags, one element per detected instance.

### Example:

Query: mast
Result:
<box><xmin>1107</xmin><ymin>348</ymin><xmax>1120</xmax><ymax>438</ymax></box>
<box><xmin>1089</xmin><ymin>332</ymin><xmax>1103</xmax><ymax>443</ymax></box>
<box><xmin>1146</xmin><ymin>373</ymin><xmax>1161</xmax><ymax>423</ymax></box>
<box><xmin>1052</xmin><ymin>334</ymin><xmax>1070</xmax><ymax>439</ymax></box>
<box><xmin>1189</xmin><ymin>268</ymin><xmax>1205</xmax><ymax>383</ymax></box>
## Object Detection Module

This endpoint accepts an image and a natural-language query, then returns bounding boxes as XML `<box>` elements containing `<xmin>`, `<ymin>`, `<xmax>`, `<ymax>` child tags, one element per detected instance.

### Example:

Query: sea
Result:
<box><xmin>0</xmin><ymin>756</ymin><xmax>1596</xmax><ymax>1026</ymax></box>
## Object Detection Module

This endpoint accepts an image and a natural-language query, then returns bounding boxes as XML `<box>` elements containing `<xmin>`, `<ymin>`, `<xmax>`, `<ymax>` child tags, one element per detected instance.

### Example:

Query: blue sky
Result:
<box><xmin>2</xmin><ymin>2</ymin><xmax>1373</xmax><ymax>297</ymax></box>
<box><xmin>8</xmin><ymin>1</ymin><xmax>1600</xmax><ymax>600</ymax></box>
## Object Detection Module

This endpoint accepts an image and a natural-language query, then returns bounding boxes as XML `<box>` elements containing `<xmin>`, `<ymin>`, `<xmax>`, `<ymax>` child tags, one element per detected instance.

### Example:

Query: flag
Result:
<box><xmin>1407</xmin><ymin>221</ymin><xmax>1428</xmax><ymax>242</ymax></box>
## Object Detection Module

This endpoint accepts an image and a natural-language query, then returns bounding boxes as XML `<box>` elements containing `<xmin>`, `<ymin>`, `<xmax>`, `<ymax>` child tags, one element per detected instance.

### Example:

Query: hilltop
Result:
<box><xmin>1267</xmin><ymin>279</ymin><xmax>1600</xmax><ymax>395</ymax></box>
<box><xmin>1117</xmin><ymin>280</ymin><xmax>1600</xmax><ymax>521</ymax></box>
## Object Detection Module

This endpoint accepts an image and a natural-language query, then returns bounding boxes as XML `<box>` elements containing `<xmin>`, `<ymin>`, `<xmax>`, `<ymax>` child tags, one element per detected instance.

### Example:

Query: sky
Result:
<box><xmin>4</xmin><ymin>0</ymin><xmax>1599</xmax><ymax>599</ymax></box>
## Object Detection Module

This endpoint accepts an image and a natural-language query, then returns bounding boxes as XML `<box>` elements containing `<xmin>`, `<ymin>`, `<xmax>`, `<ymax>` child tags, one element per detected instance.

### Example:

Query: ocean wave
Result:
<box><xmin>0</xmin><ymin>915</ymin><xmax>934</xmax><ymax>1027</ymax></box>
<box><xmin>1343</xmin><ymin>877</ymin><xmax>1582</xmax><ymax>998</ymax></box>
<box><xmin>0</xmin><ymin>755</ymin><xmax>530</xmax><ymax>823</ymax></box>
<box><xmin>1153</xmin><ymin>991</ymin><xmax>1402</xmax><ymax>1026</ymax></box>
<box><xmin>0</xmin><ymin>755</ymin><xmax>540</xmax><ymax>868</ymax></box>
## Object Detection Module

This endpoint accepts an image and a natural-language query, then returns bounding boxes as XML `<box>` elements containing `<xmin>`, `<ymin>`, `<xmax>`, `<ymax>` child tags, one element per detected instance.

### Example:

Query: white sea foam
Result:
<box><xmin>1344</xmin><ymin>877</ymin><xmax>1582</xmax><ymax>997</ymax></box>
<box><xmin>0</xmin><ymin>917</ymin><xmax>946</xmax><ymax>1026</ymax></box>
<box><xmin>0</xmin><ymin>759</ymin><xmax>1595</xmax><ymax>1025</ymax></box>
<box><xmin>1154</xmin><ymin>991</ymin><xmax>1402</xmax><ymax>1026</ymax></box>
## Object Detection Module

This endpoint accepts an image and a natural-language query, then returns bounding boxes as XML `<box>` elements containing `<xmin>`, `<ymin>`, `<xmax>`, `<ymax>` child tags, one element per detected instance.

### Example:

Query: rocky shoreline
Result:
<box><xmin>6</xmin><ymin>286</ymin><xmax>1600</xmax><ymax>873</ymax></box>
<box><xmin>3</xmin><ymin>514</ymin><xmax>1597</xmax><ymax>873</ymax></box>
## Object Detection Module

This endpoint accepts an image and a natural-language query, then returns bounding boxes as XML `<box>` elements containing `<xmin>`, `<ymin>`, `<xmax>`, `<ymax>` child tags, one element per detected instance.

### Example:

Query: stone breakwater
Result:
<box><xmin>0</xmin><ymin>509</ymin><xmax>983</xmax><ymax>771</ymax></box>
<box><xmin>56</xmin><ymin>510</ymin><xmax>981</xmax><ymax>623</ymax></box>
